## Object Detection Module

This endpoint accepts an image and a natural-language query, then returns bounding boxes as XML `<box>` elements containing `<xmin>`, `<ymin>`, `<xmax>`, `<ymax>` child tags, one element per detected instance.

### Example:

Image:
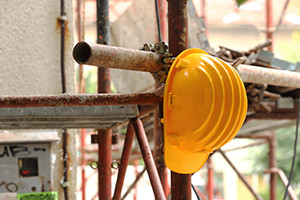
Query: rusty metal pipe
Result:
<box><xmin>247</xmin><ymin>113</ymin><xmax>298</xmax><ymax>120</ymax></box>
<box><xmin>153</xmin><ymin>102</ymin><xmax>169</xmax><ymax>196</ymax></box>
<box><xmin>269</xmin><ymin>132</ymin><xmax>277</xmax><ymax>200</ymax></box>
<box><xmin>167</xmin><ymin>0</ymin><xmax>189</xmax><ymax>56</ymax></box>
<box><xmin>73</xmin><ymin>43</ymin><xmax>300</xmax><ymax>88</ymax></box>
<box><xmin>98</xmin><ymin>128</ymin><xmax>112</xmax><ymax>200</ymax></box>
<box><xmin>265</xmin><ymin>168</ymin><xmax>298</xmax><ymax>200</ymax></box>
<box><xmin>130</xmin><ymin>118</ymin><xmax>166</xmax><ymax>200</ymax></box>
<box><xmin>73</xmin><ymin>42</ymin><xmax>163</xmax><ymax>73</ymax></box>
<box><xmin>236</xmin><ymin>132</ymin><xmax>277</xmax><ymax>200</ymax></box>
<box><xmin>167</xmin><ymin>0</ymin><xmax>191</xmax><ymax>199</ymax></box>
<box><xmin>96</xmin><ymin>0</ymin><xmax>112</xmax><ymax>198</ymax></box>
<box><xmin>112</xmin><ymin>123</ymin><xmax>135</xmax><ymax>200</ymax></box>
<box><xmin>98</xmin><ymin>67</ymin><xmax>111</xmax><ymax>94</ymax></box>
<box><xmin>207</xmin><ymin>158</ymin><xmax>213</xmax><ymax>200</ymax></box>
<box><xmin>97</xmin><ymin>59</ymin><xmax>112</xmax><ymax>200</ymax></box>
<box><xmin>171</xmin><ymin>173</ymin><xmax>191</xmax><ymax>200</ymax></box>
<box><xmin>266</xmin><ymin>0</ymin><xmax>273</xmax><ymax>52</ymax></box>
<box><xmin>0</xmin><ymin>92</ymin><xmax>162</xmax><ymax>108</ymax></box>
<box><xmin>237</xmin><ymin>64</ymin><xmax>300</xmax><ymax>88</ymax></box>
<box><xmin>236</xmin><ymin>132</ymin><xmax>273</xmax><ymax>140</ymax></box>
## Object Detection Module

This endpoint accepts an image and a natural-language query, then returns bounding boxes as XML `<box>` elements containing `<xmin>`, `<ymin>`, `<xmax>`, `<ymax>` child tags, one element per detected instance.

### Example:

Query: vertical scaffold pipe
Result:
<box><xmin>167</xmin><ymin>0</ymin><xmax>191</xmax><ymax>199</ymax></box>
<box><xmin>266</xmin><ymin>0</ymin><xmax>273</xmax><ymax>52</ymax></box>
<box><xmin>96</xmin><ymin>0</ymin><xmax>112</xmax><ymax>199</ymax></box>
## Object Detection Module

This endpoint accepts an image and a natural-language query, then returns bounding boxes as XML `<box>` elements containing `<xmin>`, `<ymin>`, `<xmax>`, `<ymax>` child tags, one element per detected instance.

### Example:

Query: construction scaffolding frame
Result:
<box><xmin>1</xmin><ymin>0</ymin><xmax>300</xmax><ymax>200</ymax></box>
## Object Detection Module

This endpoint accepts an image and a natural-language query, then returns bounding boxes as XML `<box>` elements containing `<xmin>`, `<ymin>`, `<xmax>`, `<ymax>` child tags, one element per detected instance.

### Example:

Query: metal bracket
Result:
<box><xmin>140</xmin><ymin>42</ymin><xmax>175</xmax><ymax>83</ymax></box>
<box><xmin>57</xmin><ymin>15</ymin><xmax>67</xmax><ymax>22</ymax></box>
<box><xmin>60</xmin><ymin>179</ymin><xmax>70</xmax><ymax>188</ymax></box>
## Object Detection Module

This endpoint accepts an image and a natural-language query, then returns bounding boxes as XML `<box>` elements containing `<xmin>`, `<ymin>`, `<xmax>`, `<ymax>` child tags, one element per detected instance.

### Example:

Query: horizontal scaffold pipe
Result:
<box><xmin>237</xmin><ymin>64</ymin><xmax>300</xmax><ymax>88</ymax></box>
<box><xmin>0</xmin><ymin>92</ymin><xmax>162</xmax><ymax>108</ymax></box>
<box><xmin>73</xmin><ymin>43</ymin><xmax>300</xmax><ymax>88</ymax></box>
<box><xmin>73</xmin><ymin>42</ymin><xmax>163</xmax><ymax>73</ymax></box>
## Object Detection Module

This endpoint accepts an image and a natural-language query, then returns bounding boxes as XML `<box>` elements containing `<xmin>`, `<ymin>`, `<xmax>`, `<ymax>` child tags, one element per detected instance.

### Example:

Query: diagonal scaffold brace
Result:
<box><xmin>112</xmin><ymin>118</ymin><xmax>167</xmax><ymax>200</ymax></box>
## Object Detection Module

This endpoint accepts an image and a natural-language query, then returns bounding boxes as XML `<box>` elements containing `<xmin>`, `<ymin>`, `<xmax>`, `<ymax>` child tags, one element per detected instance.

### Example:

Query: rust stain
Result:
<box><xmin>0</xmin><ymin>93</ymin><xmax>163</xmax><ymax>108</ymax></box>
<box><xmin>64</xmin><ymin>21</ymin><xmax>70</xmax><ymax>42</ymax></box>
<box><xmin>66</xmin><ymin>131</ymin><xmax>72</xmax><ymax>180</ymax></box>
<box><xmin>55</xmin><ymin>19</ymin><xmax>61</xmax><ymax>32</ymax></box>
<box><xmin>56</xmin><ymin>19</ymin><xmax>70</xmax><ymax>43</ymax></box>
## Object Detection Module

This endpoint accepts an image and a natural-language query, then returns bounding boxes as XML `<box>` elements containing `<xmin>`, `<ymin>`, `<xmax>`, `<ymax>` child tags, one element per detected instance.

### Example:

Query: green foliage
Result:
<box><xmin>258</xmin><ymin>184</ymin><xmax>287</xmax><ymax>200</ymax></box>
<box><xmin>84</xmin><ymin>67</ymin><xmax>97</xmax><ymax>94</ymax></box>
<box><xmin>235</xmin><ymin>0</ymin><xmax>249</xmax><ymax>7</ymax></box>
<box><xmin>277</xmin><ymin>31</ymin><xmax>300</xmax><ymax>63</ymax></box>
<box><xmin>75</xmin><ymin>66</ymin><xmax>117</xmax><ymax>94</ymax></box>
<box><xmin>246</xmin><ymin>30</ymin><xmax>300</xmax><ymax>197</ymax></box>
<box><xmin>276</xmin><ymin>127</ymin><xmax>300</xmax><ymax>184</ymax></box>
<box><xmin>247</xmin><ymin>143</ymin><xmax>268</xmax><ymax>172</ymax></box>
<box><xmin>248</xmin><ymin>126</ymin><xmax>300</xmax><ymax>197</ymax></box>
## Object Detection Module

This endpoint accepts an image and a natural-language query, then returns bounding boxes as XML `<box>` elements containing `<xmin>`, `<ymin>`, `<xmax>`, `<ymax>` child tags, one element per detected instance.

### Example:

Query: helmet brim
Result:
<box><xmin>164</xmin><ymin>137</ymin><xmax>209</xmax><ymax>174</ymax></box>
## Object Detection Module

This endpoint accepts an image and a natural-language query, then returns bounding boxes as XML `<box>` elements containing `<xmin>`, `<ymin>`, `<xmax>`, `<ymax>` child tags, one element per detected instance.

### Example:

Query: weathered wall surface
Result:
<box><xmin>0</xmin><ymin>0</ymin><xmax>76</xmax><ymax>199</ymax></box>
<box><xmin>0</xmin><ymin>0</ymin><xmax>74</xmax><ymax>95</ymax></box>
<box><xmin>110</xmin><ymin>0</ymin><xmax>157</xmax><ymax>93</ymax></box>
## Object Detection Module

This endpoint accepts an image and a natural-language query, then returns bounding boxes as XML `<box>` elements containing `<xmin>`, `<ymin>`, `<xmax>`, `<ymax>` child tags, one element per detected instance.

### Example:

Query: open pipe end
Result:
<box><xmin>73</xmin><ymin>42</ymin><xmax>92</xmax><ymax>64</ymax></box>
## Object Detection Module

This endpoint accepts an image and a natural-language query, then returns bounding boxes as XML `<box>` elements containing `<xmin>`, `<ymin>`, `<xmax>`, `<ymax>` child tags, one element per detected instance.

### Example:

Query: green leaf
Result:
<box><xmin>236</xmin><ymin>0</ymin><xmax>249</xmax><ymax>6</ymax></box>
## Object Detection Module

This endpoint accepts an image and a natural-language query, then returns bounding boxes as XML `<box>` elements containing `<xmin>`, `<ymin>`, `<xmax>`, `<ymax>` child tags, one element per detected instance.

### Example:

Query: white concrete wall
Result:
<box><xmin>0</xmin><ymin>0</ymin><xmax>74</xmax><ymax>95</ymax></box>
<box><xmin>0</xmin><ymin>0</ymin><xmax>76</xmax><ymax>199</ymax></box>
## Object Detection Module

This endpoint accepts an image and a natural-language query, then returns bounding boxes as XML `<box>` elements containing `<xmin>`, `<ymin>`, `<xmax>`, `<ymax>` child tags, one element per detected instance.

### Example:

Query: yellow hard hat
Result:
<box><xmin>163</xmin><ymin>49</ymin><xmax>247</xmax><ymax>174</ymax></box>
